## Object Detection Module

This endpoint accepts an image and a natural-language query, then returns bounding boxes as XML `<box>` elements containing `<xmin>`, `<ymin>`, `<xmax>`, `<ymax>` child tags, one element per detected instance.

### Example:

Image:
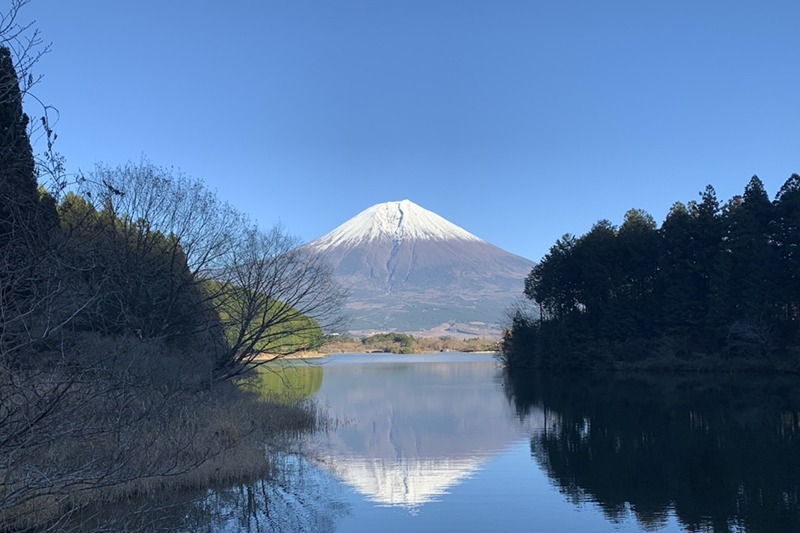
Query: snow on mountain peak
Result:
<box><xmin>310</xmin><ymin>199</ymin><xmax>484</xmax><ymax>250</ymax></box>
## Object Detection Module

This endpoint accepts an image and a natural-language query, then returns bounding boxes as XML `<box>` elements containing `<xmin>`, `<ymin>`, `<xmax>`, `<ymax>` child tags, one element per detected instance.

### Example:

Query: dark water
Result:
<box><xmin>83</xmin><ymin>353</ymin><xmax>800</xmax><ymax>531</ymax></box>
<box><xmin>504</xmin><ymin>368</ymin><xmax>800</xmax><ymax>533</ymax></box>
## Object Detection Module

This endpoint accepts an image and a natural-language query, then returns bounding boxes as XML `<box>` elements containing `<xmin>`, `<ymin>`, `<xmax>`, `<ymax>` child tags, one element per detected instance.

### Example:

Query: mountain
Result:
<box><xmin>306</xmin><ymin>200</ymin><xmax>534</xmax><ymax>337</ymax></box>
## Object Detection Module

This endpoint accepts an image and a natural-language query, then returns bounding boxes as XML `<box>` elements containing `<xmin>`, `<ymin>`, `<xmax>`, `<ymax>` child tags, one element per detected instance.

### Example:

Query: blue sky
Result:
<box><xmin>20</xmin><ymin>0</ymin><xmax>800</xmax><ymax>261</ymax></box>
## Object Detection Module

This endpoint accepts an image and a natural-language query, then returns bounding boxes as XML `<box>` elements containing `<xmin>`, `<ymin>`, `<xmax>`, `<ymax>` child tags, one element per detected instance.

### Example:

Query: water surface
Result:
<box><xmin>284</xmin><ymin>354</ymin><xmax>686</xmax><ymax>532</ymax></box>
<box><xmin>97</xmin><ymin>353</ymin><xmax>800</xmax><ymax>531</ymax></box>
<box><xmin>297</xmin><ymin>353</ymin><xmax>800</xmax><ymax>532</ymax></box>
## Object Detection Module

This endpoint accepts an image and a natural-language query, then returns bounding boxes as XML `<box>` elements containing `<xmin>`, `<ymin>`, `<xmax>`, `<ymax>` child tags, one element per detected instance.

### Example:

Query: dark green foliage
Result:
<box><xmin>614</xmin><ymin>209</ymin><xmax>658</xmax><ymax>338</ymax></box>
<box><xmin>504</xmin><ymin>175</ymin><xmax>800</xmax><ymax>370</ymax></box>
<box><xmin>0</xmin><ymin>44</ymin><xmax>36</xmax><ymax>311</ymax></box>
<box><xmin>0</xmin><ymin>46</ymin><xmax>57</xmax><ymax>249</ymax></box>
<box><xmin>0</xmin><ymin>46</ymin><xmax>36</xmax><ymax>233</ymax></box>
<box><xmin>772</xmin><ymin>174</ymin><xmax>800</xmax><ymax>337</ymax></box>
<box><xmin>0</xmin><ymin>45</ymin><xmax>59</xmax><ymax>357</ymax></box>
<box><xmin>65</xmin><ymin>197</ymin><xmax>216</xmax><ymax>347</ymax></box>
<box><xmin>711</xmin><ymin>177</ymin><xmax>778</xmax><ymax>341</ymax></box>
<box><xmin>525</xmin><ymin>234</ymin><xmax>580</xmax><ymax>321</ymax></box>
<box><xmin>500</xmin><ymin>311</ymin><xmax>539</xmax><ymax>369</ymax></box>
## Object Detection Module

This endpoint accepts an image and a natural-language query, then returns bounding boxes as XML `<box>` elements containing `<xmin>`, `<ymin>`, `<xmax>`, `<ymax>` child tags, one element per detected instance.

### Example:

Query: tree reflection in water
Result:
<box><xmin>57</xmin><ymin>453</ymin><xmax>348</xmax><ymax>532</ymax></box>
<box><xmin>504</xmin><ymin>371</ymin><xmax>800</xmax><ymax>533</ymax></box>
<box><xmin>183</xmin><ymin>454</ymin><xmax>348</xmax><ymax>532</ymax></box>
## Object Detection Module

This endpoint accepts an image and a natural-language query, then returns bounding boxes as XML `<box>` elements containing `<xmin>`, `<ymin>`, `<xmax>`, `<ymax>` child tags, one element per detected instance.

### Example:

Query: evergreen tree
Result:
<box><xmin>525</xmin><ymin>234</ymin><xmax>580</xmax><ymax>321</ymax></box>
<box><xmin>772</xmin><ymin>174</ymin><xmax>800</xmax><ymax>340</ymax></box>
<box><xmin>684</xmin><ymin>186</ymin><xmax>722</xmax><ymax>339</ymax></box>
<box><xmin>657</xmin><ymin>201</ymin><xmax>695</xmax><ymax>335</ymax></box>
<box><xmin>615</xmin><ymin>209</ymin><xmax>658</xmax><ymax>338</ymax></box>
<box><xmin>712</xmin><ymin>177</ymin><xmax>777</xmax><ymax>335</ymax></box>
<box><xmin>573</xmin><ymin>220</ymin><xmax>618</xmax><ymax>335</ymax></box>
<box><xmin>0</xmin><ymin>45</ymin><xmax>38</xmax><ymax>253</ymax></box>
<box><xmin>58</xmin><ymin>193</ymin><xmax>216</xmax><ymax>348</ymax></box>
<box><xmin>504</xmin><ymin>176</ymin><xmax>800</xmax><ymax>369</ymax></box>
<box><xmin>0</xmin><ymin>45</ymin><xmax>58</xmax><ymax>354</ymax></box>
<box><xmin>691</xmin><ymin>185</ymin><xmax>723</xmax><ymax>299</ymax></box>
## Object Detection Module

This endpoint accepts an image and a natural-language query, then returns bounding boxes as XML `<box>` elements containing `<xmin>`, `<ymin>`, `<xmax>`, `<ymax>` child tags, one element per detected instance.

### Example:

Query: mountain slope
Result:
<box><xmin>306</xmin><ymin>200</ymin><xmax>533</xmax><ymax>336</ymax></box>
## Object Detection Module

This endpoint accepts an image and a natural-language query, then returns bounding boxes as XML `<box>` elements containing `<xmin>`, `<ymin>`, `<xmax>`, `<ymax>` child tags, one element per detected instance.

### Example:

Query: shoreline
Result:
<box><xmin>252</xmin><ymin>351</ymin><xmax>329</xmax><ymax>362</ymax></box>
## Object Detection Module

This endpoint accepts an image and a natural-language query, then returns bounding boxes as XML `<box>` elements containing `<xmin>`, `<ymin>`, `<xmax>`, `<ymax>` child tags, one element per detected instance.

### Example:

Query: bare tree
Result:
<box><xmin>0</xmin><ymin>1</ymin><xmax>48</xmax><ymax>99</ymax></box>
<box><xmin>83</xmin><ymin>160</ymin><xmax>347</xmax><ymax>382</ymax></box>
<box><xmin>0</xmin><ymin>0</ymin><xmax>64</xmax><ymax>195</ymax></box>
<box><xmin>214</xmin><ymin>223</ymin><xmax>347</xmax><ymax>380</ymax></box>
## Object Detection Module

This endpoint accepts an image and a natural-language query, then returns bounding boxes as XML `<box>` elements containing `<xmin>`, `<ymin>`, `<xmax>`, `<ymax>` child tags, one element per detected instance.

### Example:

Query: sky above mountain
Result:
<box><xmin>20</xmin><ymin>0</ymin><xmax>800</xmax><ymax>261</ymax></box>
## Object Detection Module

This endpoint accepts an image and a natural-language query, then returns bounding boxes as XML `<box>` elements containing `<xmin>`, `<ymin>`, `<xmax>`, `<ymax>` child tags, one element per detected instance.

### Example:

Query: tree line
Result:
<box><xmin>0</xmin><ymin>2</ymin><xmax>344</xmax><ymax>528</ymax></box>
<box><xmin>502</xmin><ymin>174</ymin><xmax>800</xmax><ymax>371</ymax></box>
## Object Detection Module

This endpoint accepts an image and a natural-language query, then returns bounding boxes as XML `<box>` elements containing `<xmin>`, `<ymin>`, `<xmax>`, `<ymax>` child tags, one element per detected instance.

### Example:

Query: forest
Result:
<box><xmin>0</xmin><ymin>3</ymin><xmax>343</xmax><ymax>529</ymax></box>
<box><xmin>501</xmin><ymin>174</ymin><xmax>800</xmax><ymax>372</ymax></box>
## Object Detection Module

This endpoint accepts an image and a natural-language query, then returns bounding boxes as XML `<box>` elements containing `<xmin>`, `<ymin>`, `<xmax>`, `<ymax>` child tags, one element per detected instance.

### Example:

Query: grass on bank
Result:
<box><xmin>1</xmin><ymin>364</ymin><xmax>322</xmax><ymax>532</ymax></box>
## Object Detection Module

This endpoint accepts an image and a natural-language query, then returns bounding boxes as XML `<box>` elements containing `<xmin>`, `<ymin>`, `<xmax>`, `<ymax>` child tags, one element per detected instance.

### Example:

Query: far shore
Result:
<box><xmin>252</xmin><ymin>349</ymin><xmax>497</xmax><ymax>362</ymax></box>
<box><xmin>252</xmin><ymin>351</ymin><xmax>328</xmax><ymax>362</ymax></box>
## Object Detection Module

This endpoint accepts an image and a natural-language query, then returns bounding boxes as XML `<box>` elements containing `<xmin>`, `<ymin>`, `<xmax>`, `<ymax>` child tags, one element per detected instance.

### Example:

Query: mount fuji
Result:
<box><xmin>306</xmin><ymin>200</ymin><xmax>534</xmax><ymax>337</ymax></box>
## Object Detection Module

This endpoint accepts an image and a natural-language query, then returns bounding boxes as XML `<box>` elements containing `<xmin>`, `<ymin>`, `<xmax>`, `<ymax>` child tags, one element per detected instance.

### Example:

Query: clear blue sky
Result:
<box><xmin>21</xmin><ymin>0</ymin><xmax>800</xmax><ymax>261</ymax></box>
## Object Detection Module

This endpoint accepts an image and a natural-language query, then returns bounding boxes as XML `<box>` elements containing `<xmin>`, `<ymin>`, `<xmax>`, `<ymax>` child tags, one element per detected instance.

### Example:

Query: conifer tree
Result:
<box><xmin>0</xmin><ymin>44</ymin><xmax>57</xmax><ymax>351</ymax></box>
<box><xmin>657</xmin><ymin>201</ymin><xmax>695</xmax><ymax>334</ymax></box>
<box><xmin>772</xmin><ymin>174</ymin><xmax>800</xmax><ymax>338</ymax></box>
<box><xmin>0</xmin><ymin>45</ymin><xmax>38</xmax><ymax>252</ymax></box>
<box><xmin>713</xmin><ymin>176</ymin><xmax>776</xmax><ymax>330</ymax></box>
<box><xmin>615</xmin><ymin>209</ymin><xmax>658</xmax><ymax>337</ymax></box>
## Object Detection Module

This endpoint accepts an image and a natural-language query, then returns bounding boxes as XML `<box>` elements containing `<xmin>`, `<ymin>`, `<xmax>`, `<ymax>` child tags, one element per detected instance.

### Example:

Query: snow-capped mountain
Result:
<box><xmin>312</xmin><ymin>199</ymin><xmax>483</xmax><ymax>250</ymax></box>
<box><xmin>306</xmin><ymin>200</ymin><xmax>534</xmax><ymax>336</ymax></box>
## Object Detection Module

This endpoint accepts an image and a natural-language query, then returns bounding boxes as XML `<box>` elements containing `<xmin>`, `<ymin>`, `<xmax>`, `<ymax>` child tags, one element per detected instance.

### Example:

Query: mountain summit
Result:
<box><xmin>307</xmin><ymin>200</ymin><xmax>534</xmax><ymax>336</ymax></box>
<box><xmin>312</xmin><ymin>199</ymin><xmax>483</xmax><ymax>250</ymax></box>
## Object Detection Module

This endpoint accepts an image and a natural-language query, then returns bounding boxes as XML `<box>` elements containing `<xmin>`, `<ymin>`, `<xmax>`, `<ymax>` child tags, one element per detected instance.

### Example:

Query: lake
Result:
<box><xmin>191</xmin><ymin>352</ymin><xmax>799</xmax><ymax>533</ymax></box>
<box><xmin>87</xmin><ymin>352</ymin><xmax>800</xmax><ymax>532</ymax></box>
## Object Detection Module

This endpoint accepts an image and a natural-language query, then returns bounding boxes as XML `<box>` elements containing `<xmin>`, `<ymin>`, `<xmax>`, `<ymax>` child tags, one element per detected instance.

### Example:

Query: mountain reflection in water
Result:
<box><xmin>308</xmin><ymin>355</ymin><xmax>532</xmax><ymax>509</ymax></box>
<box><xmin>504</xmin><ymin>370</ymin><xmax>800</xmax><ymax>533</ymax></box>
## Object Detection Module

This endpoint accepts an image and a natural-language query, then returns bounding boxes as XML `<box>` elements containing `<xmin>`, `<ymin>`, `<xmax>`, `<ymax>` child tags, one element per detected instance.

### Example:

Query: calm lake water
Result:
<box><xmin>83</xmin><ymin>353</ymin><xmax>800</xmax><ymax>531</ymax></box>
<box><xmin>197</xmin><ymin>352</ymin><xmax>800</xmax><ymax>533</ymax></box>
